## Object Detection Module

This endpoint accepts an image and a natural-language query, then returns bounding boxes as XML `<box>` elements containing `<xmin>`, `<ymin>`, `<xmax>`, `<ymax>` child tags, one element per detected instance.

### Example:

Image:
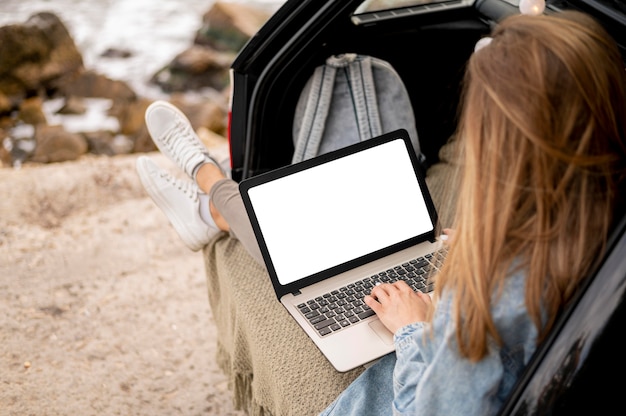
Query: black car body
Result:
<box><xmin>227</xmin><ymin>0</ymin><xmax>626</xmax><ymax>413</ymax></box>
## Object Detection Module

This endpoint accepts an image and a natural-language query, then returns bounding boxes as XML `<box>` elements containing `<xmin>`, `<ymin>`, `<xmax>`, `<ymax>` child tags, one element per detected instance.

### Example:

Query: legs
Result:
<box><xmin>137</xmin><ymin>100</ymin><xmax>262</xmax><ymax>264</ymax></box>
<box><xmin>319</xmin><ymin>353</ymin><xmax>395</xmax><ymax>416</ymax></box>
<box><xmin>195</xmin><ymin>162</ymin><xmax>230</xmax><ymax>232</ymax></box>
<box><xmin>205</xmin><ymin>177</ymin><xmax>264</xmax><ymax>265</ymax></box>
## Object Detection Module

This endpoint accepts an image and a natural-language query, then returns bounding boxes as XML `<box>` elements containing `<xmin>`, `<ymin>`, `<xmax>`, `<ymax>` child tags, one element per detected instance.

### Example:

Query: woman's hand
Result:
<box><xmin>364</xmin><ymin>281</ymin><xmax>433</xmax><ymax>334</ymax></box>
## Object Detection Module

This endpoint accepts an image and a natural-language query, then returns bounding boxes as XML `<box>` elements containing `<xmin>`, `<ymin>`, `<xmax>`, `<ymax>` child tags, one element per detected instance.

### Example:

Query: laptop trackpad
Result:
<box><xmin>369</xmin><ymin>319</ymin><xmax>394</xmax><ymax>345</ymax></box>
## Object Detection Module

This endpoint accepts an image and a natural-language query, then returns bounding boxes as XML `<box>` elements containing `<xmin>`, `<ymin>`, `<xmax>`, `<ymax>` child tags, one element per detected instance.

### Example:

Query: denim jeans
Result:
<box><xmin>320</xmin><ymin>353</ymin><xmax>396</xmax><ymax>416</ymax></box>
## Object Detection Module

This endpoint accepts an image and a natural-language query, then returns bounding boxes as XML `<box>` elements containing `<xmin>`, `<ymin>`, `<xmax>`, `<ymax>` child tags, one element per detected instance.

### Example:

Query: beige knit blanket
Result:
<box><xmin>202</xmin><ymin>140</ymin><xmax>459</xmax><ymax>416</ymax></box>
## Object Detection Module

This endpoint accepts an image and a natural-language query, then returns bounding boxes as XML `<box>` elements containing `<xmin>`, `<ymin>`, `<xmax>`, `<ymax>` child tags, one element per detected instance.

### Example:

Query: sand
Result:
<box><xmin>0</xmin><ymin>147</ymin><xmax>245</xmax><ymax>415</ymax></box>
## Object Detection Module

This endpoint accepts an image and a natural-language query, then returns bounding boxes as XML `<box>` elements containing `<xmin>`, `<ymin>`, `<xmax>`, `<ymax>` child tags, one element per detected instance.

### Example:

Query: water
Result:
<box><xmin>0</xmin><ymin>0</ymin><xmax>285</xmax><ymax>98</ymax></box>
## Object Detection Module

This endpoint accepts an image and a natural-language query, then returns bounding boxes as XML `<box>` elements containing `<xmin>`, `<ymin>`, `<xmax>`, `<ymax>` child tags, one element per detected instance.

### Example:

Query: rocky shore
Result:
<box><xmin>0</xmin><ymin>1</ymin><xmax>272</xmax><ymax>168</ymax></box>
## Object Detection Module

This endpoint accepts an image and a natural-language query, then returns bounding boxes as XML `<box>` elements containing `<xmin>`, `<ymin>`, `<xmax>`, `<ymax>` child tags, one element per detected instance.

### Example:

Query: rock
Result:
<box><xmin>0</xmin><ymin>11</ymin><xmax>142</xmax><ymax>166</ymax></box>
<box><xmin>150</xmin><ymin>1</ymin><xmax>271</xmax><ymax>93</ymax></box>
<box><xmin>195</xmin><ymin>1</ymin><xmax>272</xmax><ymax>52</ymax></box>
<box><xmin>0</xmin><ymin>3</ymin><xmax>257</xmax><ymax>167</ymax></box>
<box><xmin>1</xmin><ymin>96</ymin><xmax>47</xmax><ymax>166</ymax></box>
<box><xmin>132</xmin><ymin>130</ymin><xmax>158</xmax><ymax>154</ymax></box>
<box><xmin>56</xmin><ymin>96</ymin><xmax>87</xmax><ymax>115</ymax></box>
<box><xmin>84</xmin><ymin>130</ymin><xmax>116</xmax><ymax>156</ymax></box>
<box><xmin>56</xmin><ymin>69</ymin><xmax>136</xmax><ymax>101</ymax></box>
<box><xmin>107</xmin><ymin>97</ymin><xmax>154</xmax><ymax>153</ymax></box>
<box><xmin>0</xmin><ymin>91</ymin><xmax>11</xmax><ymax>114</ymax></box>
<box><xmin>84</xmin><ymin>130</ymin><xmax>135</xmax><ymax>157</ymax></box>
<box><xmin>18</xmin><ymin>97</ymin><xmax>47</xmax><ymax>125</ymax></box>
<box><xmin>31</xmin><ymin>125</ymin><xmax>88</xmax><ymax>163</ymax></box>
<box><xmin>0</xmin><ymin>147</ymin><xmax>9</xmax><ymax>168</ymax></box>
<box><xmin>108</xmin><ymin>97</ymin><xmax>151</xmax><ymax>136</ymax></box>
<box><xmin>100</xmin><ymin>47</ymin><xmax>133</xmax><ymax>59</ymax></box>
<box><xmin>150</xmin><ymin>46</ymin><xmax>235</xmax><ymax>93</ymax></box>
<box><xmin>0</xmin><ymin>129</ymin><xmax>11</xmax><ymax>167</ymax></box>
<box><xmin>174</xmin><ymin>46</ymin><xmax>235</xmax><ymax>75</ymax></box>
<box><xmin>170</xmin><ymin>94</ymin><xmax>228</xmax><ymax>137</ymax></box>
<box><xmin>0</xmin><ymin>12</ymin><xmax>84</xmax><ymax>99</ymax></box>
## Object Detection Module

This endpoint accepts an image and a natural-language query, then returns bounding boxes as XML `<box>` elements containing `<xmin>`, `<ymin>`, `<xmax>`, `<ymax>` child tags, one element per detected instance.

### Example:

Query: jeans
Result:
<box><xmin>319</xmin><ymin>353</ymin><xmax>396</xmax><ymax>416</ymax></box>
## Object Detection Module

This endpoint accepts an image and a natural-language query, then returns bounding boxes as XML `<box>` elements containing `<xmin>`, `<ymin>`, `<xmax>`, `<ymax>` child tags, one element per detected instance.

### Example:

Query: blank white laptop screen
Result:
<box><xmin>246</xmin><ymin>137</ymin><xmax>433</xmax><ymax>285</ymax></box>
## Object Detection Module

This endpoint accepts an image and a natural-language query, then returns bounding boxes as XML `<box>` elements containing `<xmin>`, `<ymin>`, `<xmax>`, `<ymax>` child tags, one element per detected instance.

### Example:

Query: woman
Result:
<box><xmin>136</xmin><ymin>10</ymin><xmax>626</xmax><ymax>415</ymax></box>
<box><xmin>321</xmin><ymin>10</ymin><xmax>626</xmax><ymax>415</ymax></box>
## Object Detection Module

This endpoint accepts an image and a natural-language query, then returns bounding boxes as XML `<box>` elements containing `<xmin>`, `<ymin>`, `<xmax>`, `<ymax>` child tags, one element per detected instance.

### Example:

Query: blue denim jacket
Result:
<box><xmin>320</xmin><ymin>270</ymin><xmax>539</xmax><ymax>416</ymax></box>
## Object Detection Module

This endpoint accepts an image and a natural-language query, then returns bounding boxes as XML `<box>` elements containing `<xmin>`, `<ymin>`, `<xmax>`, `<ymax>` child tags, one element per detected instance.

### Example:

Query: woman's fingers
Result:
<box><xmin>369</xmin><ymin>282</ymin><xmax>401</xmax><ymax>300</ymax></box>
<box><xmin>364</xmin><ymin>281</ymin><xmax>431</xmax><ymax>333</ymax></box>
<box><xmin>366</xmin><ymin>281</ymin><xmax>415</xmax><ymax>308</ymax></box>
<box><xmin>365</xmin><ymin>283</ymin><xmax>391</xmax><ymax>313</ymax></box>
<box><xmin>416</xmin><ymin>289</ymin><xmax>432</xmax><ymax>306</ymax></box>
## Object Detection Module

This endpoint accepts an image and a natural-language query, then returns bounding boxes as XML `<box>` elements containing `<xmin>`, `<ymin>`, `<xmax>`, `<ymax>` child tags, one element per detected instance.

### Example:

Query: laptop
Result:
<box><xmin>239</xmin><ymin>129</ymin><xmax>446</xmax><ymax>372</ymax></box>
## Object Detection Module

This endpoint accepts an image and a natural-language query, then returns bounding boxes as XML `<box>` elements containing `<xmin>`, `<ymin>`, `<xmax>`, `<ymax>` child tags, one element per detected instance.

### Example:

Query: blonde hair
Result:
<box><xmin>436</xmin><ymin>11</ymin><xmax>626</xmax><ymax>361</ymax></box>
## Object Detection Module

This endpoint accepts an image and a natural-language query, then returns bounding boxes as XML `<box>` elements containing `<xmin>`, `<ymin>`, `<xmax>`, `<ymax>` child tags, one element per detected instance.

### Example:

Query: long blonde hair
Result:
<box><xmin>436</xmin><ymin>11</ymin><xmax>626</xmax><ymax>361</ymax></box>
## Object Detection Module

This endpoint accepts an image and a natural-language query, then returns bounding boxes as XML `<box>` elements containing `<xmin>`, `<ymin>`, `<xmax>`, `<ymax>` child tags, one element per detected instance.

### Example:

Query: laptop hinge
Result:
<box><xmin>292</xmin><ymin>290</ymin><xmax>302</xmax><ymax>296</ymax></box>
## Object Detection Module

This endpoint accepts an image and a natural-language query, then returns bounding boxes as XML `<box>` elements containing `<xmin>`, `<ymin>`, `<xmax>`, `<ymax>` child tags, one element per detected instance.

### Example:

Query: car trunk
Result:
<box><xmin>229</xmin><ymin>0</ymin><xmax>493</xmax><ymax>181</ymax></box>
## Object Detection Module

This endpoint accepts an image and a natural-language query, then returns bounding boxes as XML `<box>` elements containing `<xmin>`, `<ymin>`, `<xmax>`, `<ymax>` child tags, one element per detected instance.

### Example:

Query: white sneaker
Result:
<box><xmin>136</xmin><ymin>156</ymin><xmax>218</xmax><ymax>251</ymax></box>
<box><xmin>145</xmin><ymin>100</ymin><xmax>216</xmax><ymax>179</ymax></box>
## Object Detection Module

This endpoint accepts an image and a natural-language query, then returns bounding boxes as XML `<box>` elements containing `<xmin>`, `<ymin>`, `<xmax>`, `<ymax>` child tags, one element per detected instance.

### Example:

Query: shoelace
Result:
<box><xmin>161</xmin><ymin>117</ymin><xmax>208</xmax><ymax>175</ymax></box>
<box><xmin>160</xmin><ymin>170</ymin><xmax>199</xmax><ymax>203</ymax></box>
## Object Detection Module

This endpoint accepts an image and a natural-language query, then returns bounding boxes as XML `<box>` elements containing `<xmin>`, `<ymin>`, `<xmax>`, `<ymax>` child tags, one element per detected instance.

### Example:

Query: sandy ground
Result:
<box><xmin>0</xmin><ymin>143</ymin><xmax>245</xmax><ymax>415</ymax></box>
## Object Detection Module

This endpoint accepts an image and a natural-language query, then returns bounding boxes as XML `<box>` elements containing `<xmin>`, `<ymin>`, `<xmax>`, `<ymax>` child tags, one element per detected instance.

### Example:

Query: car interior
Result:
<box><xmin>224</xmin><ymin>0</ymin><xmax>626</xmax><ymax>412</ymax></box>
<box><xmin>233</xmin><ymin>0</ymin><xmax>626</xmax><ymax>180</ymax></box>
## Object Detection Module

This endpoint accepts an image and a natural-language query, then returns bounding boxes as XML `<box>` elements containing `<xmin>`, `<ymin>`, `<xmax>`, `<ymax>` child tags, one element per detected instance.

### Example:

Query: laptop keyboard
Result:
<box><xmin>296</xmin><ymin>247</ymin><xmax>447</xmax><ymax>337</ymax></box>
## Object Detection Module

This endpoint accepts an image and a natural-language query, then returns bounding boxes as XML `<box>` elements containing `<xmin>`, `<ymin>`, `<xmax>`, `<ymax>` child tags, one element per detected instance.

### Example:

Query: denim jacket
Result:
<box><xmin>320</xmin><ymin>270</ymin><xmax>539</xmax><ymax>416</ymax></box>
